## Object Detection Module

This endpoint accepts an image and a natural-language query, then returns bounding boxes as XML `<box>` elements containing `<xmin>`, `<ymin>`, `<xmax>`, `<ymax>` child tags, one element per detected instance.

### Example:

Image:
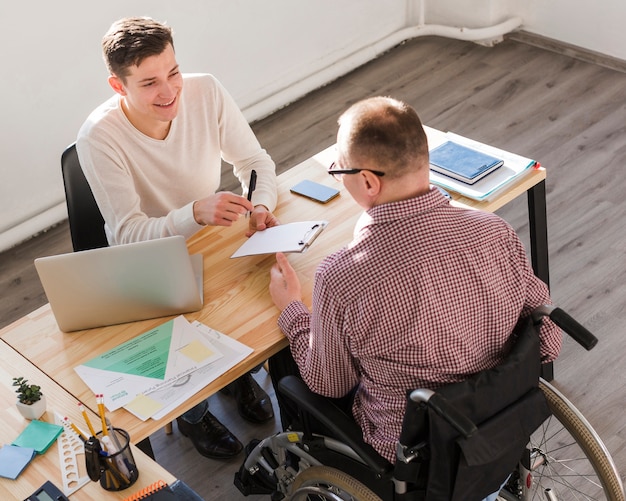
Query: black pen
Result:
<box><xmin>247</xmin><ymin>169</ymin><xmax>257</xmax><ymax>217</ymax></box>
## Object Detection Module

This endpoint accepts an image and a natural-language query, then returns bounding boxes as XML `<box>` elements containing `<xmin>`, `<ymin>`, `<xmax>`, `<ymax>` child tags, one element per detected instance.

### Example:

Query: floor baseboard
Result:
<box><xmin>508</xmin><ymin>30</ymin><xmax>626</xmax><ymax>74</ymax></box>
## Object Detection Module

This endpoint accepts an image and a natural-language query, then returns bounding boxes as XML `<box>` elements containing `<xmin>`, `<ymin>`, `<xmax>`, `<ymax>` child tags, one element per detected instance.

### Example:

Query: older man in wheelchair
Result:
<box><xmin>235</xmin><ymin>304</ymin><xmax>607</xmax><ymax>500</ymax></box>
<box><xmin>236</xmin><ymin>96</ymin><xmax>566</xmax><ymax>500</ymax></box>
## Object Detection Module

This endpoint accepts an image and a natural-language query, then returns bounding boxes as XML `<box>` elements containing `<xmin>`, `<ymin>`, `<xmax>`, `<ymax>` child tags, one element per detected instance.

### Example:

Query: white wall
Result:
<box><xmin>0</xmin><ymin>0</ymin><xmax>407</xmax><ymax>251</ymax></box>
<box><xmin>1</xmin><ymin>0</ymin><xmax>625</xmax><ymax>251</ymax></box>
<box><xmin>521</xmin><ymin>0</ymin><xmax>626</xmax><ymax>61</ymax></box>
<box><xmin>423</xmin><ymin>0</ymin><xmax>626</xmax><ymax>61</ymax></box>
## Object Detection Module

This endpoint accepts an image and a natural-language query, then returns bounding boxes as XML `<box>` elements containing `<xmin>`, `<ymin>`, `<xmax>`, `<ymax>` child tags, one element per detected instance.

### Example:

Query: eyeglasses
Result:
<box><xmin>327</xmin><ymin>162</ymin><xmax>386</xmax><ymax>181</ymax></box>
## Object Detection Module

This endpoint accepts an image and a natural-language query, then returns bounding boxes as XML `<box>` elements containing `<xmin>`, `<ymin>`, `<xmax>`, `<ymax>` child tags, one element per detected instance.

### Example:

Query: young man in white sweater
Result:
<box><xmin>77</xmin><ymin>16</ymin><xmax>278</xmax><ymax>460</ymax></box>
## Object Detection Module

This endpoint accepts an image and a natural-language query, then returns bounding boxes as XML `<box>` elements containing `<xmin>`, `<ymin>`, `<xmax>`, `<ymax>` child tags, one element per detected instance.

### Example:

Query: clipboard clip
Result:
<box><xmin>298</xmin><ymin>223</ymin><xmax>325</xmax><ymax>247</ymax></box>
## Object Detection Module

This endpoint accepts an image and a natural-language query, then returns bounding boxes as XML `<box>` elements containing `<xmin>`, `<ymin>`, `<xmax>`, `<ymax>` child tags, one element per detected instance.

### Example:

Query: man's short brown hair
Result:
<box><xmin>102</xmin><ymin>17</ymin><xmax>174</xmax><ymax>81</ymax></box>
<box><xmin>338</xmin><ymin>96</ymin><xmax>429</xmax><ymax>177</ymax></box>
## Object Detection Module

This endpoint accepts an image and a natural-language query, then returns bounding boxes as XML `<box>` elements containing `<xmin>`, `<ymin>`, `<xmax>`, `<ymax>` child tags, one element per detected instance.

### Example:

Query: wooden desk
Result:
<box><xmin>0</xmin><ymin>145</ymin><xmax>549</xmax><ymax>443</ymax></box>
<box><xmin>0</xmin><ymin>340</ymin><xmax>176</xmax><ymax>500</ymax></box>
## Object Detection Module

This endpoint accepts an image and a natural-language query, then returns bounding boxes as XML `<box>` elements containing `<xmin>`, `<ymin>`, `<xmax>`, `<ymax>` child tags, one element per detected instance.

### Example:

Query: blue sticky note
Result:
<box><xmin>12</xmin><ymin>420</ymin><xmax>63</xmax><ymax>454</ymax></box>
<box><xmin>0</xmin><ymin>444</ymin><xmax>36</xmax><ymax>479</ymax></box>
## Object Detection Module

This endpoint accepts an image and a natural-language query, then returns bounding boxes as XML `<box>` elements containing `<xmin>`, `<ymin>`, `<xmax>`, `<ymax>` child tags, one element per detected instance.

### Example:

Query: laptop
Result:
<box><xmin>34</xmin><ymin>235</ymin><xmax>203</xmax><ymax>332</ymax></box>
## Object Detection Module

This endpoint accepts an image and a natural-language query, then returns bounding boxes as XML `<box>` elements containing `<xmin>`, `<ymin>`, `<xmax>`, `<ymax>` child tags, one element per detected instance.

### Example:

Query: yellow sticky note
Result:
<box><xmin>179</xmin><ymin>339</ymin><xmax>214</xmax><ymax>362</ymax></box>
<box><xmin>125</xmin><ymin>394</ymin><xmax>164</xmax><ymax>421</ymax></box>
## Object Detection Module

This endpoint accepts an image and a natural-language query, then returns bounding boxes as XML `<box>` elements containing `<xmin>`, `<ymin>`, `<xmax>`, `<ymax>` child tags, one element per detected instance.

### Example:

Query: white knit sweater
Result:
<box><xmin>76</xmin><ymin>73</ymin><xmax>277</xmax><ymax>245</ymax></box>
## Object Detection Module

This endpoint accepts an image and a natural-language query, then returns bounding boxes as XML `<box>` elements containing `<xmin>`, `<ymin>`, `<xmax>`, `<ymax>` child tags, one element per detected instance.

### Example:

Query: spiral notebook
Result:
<box><xmin>122</xmin><ymin>479</ymin><xmax>179</xmax><ymax>500</ymax></box>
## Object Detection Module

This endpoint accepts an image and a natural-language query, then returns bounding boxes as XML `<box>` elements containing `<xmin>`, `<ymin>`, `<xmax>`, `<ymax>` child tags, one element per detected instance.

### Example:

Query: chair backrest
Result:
<box><xmin>61</xmin><ymin>143</ymin><xmax>108</xmax><ymax>252</ymax></box>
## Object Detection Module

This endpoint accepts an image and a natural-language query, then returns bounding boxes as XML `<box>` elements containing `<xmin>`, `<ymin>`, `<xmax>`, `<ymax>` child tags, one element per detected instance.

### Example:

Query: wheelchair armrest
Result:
<box><xmin>278</xmin><ymin>375</ymin><xmax>392</xmax><ymax>476</ymax></box>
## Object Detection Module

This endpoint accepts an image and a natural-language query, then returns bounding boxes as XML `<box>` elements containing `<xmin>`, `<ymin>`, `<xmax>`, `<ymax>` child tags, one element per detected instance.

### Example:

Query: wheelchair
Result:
<box><xmin>235</xmin><ymin>306</ymin><xmax>625</xmax><ymax>500</ymax></box>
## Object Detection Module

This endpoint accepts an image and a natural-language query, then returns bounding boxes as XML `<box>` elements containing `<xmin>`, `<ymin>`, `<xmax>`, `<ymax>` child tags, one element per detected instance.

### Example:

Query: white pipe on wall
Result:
<box><xmin>0</xmin><ymin>204</ymin><xmax>68</xmax><ymax>253</ymax></box>
<box><xmin>244</xmin><ymin>16</ymin><xmax>523</xmax><ymax>121</ymax></box>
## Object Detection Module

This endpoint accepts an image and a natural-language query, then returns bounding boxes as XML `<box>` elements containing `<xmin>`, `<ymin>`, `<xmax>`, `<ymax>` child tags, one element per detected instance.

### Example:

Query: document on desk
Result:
<box><xmin>133</xmin><ymin>321</ymin><xmax>254</xmax><ymax>421</ymax></box>
<box><xmin>425</xmin><ymin>126</ymin><xmax>538</xmax><ymax>201</ymax></box>
<box><xmin>74</xmin><ymin>316</ymin><xmax>252</xmax><ymax>419</ymax></box>
<box><xmin>231</xmin><ymin>220</ymin><xmax>328</xmax><ymax>258</ymax></box>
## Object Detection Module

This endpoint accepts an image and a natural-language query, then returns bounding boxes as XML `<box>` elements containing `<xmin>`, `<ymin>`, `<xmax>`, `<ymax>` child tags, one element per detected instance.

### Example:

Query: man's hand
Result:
<box><xmin>246</xmin><ymin>205</ymin><xmax>280</xmax><ymax>237</ymax></box>
<box><xmin>193</xmin><ymin>192</ymin><xmax>252</xmax><ymax>226</ymax></box>
<box><xmin>269</xmin><ymin>252</ymin><xmax>302</xmax><ymax>311</ymax></box>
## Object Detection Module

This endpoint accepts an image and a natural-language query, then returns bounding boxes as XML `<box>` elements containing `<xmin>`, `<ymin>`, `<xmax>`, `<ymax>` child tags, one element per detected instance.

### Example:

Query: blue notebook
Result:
<box><xmin>429</xmin><ymin>141</ymin><xmax>504</xmax><ymax>184</ymax></box>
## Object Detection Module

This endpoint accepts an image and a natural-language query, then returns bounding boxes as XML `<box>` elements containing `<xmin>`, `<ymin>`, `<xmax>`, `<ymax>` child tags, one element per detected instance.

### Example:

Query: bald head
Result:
<box><xmin>337</xmin><ymin>97</ymin><xmax>430</xmax><ymax>179</ymax></box>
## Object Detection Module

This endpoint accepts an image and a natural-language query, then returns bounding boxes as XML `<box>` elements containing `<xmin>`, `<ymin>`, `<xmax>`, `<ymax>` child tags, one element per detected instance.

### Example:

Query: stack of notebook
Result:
<box><xmin>429</xmin><ymin>141</ymin><xmax>504</xmax><ymax>185</ymax></box>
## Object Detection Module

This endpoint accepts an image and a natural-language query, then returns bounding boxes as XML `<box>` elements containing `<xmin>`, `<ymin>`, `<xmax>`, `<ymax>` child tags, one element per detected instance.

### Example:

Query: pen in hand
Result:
<box><xmin>246</xmin><ymin>169</ymin><xmax>257</xmax><ymax>217</ymax></box>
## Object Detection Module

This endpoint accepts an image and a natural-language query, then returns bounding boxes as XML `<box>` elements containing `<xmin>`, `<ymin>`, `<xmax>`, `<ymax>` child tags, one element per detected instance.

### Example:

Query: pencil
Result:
<box><xmin>105</xmin><ymin>467</ymin><xmax>120</xmax><ymax>489</ymax></box>
<box><xmin>78</xmin><ymin>402</ymin><xmax>97</xmax><ymax>437</ymax></box>
<box><xmin>97</xmin><ymin>394</ymin><xmax>108</xmax><ymax>436</ymax></box>
<box><xmin>63</xmin><ymin>416</ymin><xmax>87</xmax><ymax>442</ymax></box>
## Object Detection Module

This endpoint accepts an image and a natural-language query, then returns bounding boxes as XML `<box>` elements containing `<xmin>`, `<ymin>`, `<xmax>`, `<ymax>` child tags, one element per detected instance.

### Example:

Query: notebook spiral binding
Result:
<box><xmin>122</xmin><ymin>479</ymin><xmax>168</xmax><ymax>500</ymax></box>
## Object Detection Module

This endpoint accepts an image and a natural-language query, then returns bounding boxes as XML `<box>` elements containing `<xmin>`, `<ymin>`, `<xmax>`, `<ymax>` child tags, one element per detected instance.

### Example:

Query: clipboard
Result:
<box><xmin>231</xmin><ymin>221</ymin><xmax>328</xmax><ymax>258</ymax></box>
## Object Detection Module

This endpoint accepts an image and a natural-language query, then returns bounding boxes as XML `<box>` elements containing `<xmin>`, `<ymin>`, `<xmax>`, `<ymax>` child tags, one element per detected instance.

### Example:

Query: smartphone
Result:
<box><xmin>436</xmin><ymin>185</ymin><xmax>452</xmax><ymax>200</ymax></box>
<box><xmin>290</xmin><ymin>180</ymin><xmax>340</xmax><ymax>204</ymax></box>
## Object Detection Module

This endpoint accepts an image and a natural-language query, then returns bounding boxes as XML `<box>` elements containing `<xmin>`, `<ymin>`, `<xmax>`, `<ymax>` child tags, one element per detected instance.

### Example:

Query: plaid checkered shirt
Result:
<box><xmin>278</xmin><ymin>187</ymin><xmax>561</xmax><ymax>463</ymax></box>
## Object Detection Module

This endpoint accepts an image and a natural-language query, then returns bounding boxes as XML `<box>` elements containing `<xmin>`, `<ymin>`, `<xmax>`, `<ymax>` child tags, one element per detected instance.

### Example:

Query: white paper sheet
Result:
<box><xmin>231</xmin><ymin>220</ymin><xmax>328</xmax><ymax>258</ymax></box>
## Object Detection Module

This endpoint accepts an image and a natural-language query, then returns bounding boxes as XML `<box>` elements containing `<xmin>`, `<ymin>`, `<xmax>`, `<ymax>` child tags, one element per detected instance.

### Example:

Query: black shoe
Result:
<box><xmin>221</xmin><ymin>373</ymin><xmax>275</xmax><ymax>423</ymax></box>
<box><xmin>176</xmin><ymin>410</ymin><xmax>243</xmax><ymax>459</ymax></box>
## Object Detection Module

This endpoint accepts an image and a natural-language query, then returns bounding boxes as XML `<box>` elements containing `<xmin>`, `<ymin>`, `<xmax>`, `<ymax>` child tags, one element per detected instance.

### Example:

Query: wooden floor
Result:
<box><xmin>1</xmin><ymin>35</ymin><xmax>625</xmax><ymax>498</ymax></box>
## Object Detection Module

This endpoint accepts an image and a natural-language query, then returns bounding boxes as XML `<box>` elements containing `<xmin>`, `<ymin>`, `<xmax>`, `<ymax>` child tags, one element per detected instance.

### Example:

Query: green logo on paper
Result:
<box><xmin>83</xmin><ymin>320</ymin><xmax>174</xmax><ymax>380</ymax></box>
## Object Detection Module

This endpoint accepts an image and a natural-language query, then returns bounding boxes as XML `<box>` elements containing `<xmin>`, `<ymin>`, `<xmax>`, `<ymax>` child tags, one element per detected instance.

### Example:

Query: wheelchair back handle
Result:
<box><xmin>532</xmin><ymin>305</ymin><xmax>598</xmax><ymax>350</ymax></box>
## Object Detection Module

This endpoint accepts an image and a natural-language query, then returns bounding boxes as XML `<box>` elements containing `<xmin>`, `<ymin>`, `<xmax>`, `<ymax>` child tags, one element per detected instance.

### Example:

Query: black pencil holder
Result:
<box><xmin>85</xmin><ymin>427</ymin><xmax>139</xmax><ymax>491</ymax></box>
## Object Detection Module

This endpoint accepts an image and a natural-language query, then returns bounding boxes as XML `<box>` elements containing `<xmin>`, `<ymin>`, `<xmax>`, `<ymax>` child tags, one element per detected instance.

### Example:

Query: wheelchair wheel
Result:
<box><xmin>290</xmin><ymin>465</ymin><xmax>382</xmax><ymax>501</ymax></box>
<box><xmin>507</xmin><ymin>380</ymin><xmax>624</xmax><ymax>500</ymax></box>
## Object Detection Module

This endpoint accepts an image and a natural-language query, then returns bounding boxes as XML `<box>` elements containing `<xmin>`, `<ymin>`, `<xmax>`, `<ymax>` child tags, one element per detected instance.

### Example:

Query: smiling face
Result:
<box><xmin>108</xmin><ymin>43</ymin><xmax>183</xmax><ymax>139</ymax></box>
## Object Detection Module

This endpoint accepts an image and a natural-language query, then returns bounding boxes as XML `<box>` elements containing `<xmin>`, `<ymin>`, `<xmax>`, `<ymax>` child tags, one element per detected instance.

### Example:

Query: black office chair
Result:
<box><xmin>61</xmin><ymin>142</ymin><xmax>108</xmax><ymax>252</ymax></box>
<box><xmin>60</xmin><ymin>143</ymin><xmax>176</xmax><ymax>447</ymax></box>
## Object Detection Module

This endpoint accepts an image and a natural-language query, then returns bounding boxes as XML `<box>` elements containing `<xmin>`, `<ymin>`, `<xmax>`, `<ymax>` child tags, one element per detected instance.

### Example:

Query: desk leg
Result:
<box><xmin>527</xmin><ymin>180</ymin><xmax>554</xmax><ymax>381</ymax></box>
<box><xmin>137</xmin><ymin>436</ymin><xmax>155</xmax><ymax>460</ymax></box>
<box><xmin>527</xmin><ymin>180</ymin><xmax>550</xmax><ymax>288</ymax></box>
